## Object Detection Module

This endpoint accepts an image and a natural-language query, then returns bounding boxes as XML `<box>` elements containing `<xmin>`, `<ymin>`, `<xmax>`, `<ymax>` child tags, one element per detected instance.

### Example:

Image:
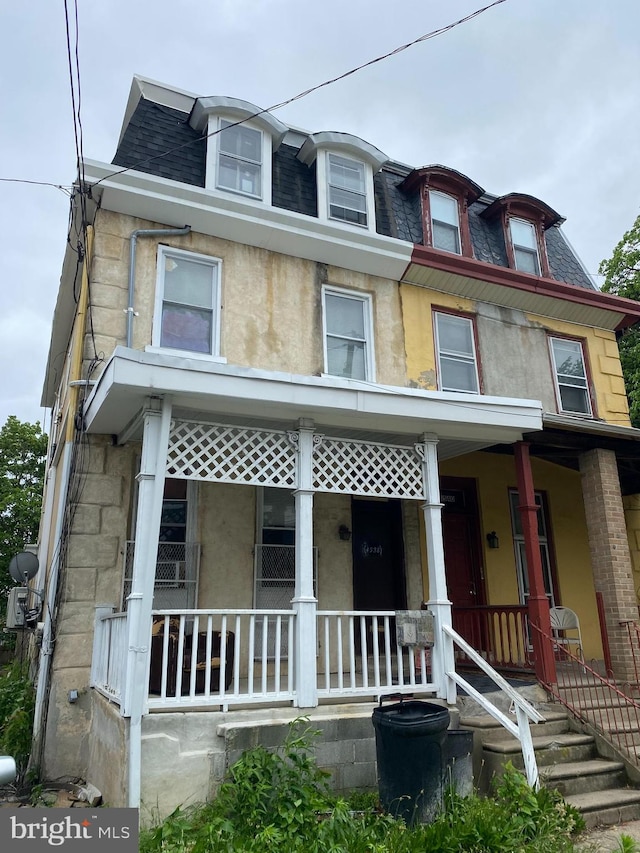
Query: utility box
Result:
<box><xmin>6</xmin><ymin>587</ymin><xmax>28</xmax><ymax>629</ymax></box>
<box><xmin>395</xmin><ymin>610</ymin><xmax>435</xmax><ymax>647</ymax></box>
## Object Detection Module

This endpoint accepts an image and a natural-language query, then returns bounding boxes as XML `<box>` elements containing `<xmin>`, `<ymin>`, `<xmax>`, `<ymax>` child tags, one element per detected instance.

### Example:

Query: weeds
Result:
<box><xmin>0</xmin><ymin>661</ymin><xmax>34</xmax><ymax>782</ymax></box>
<box><xmin>140</xmin><ymin>719</ymin><xmax>587</xmax><ymax>853</ymax></box>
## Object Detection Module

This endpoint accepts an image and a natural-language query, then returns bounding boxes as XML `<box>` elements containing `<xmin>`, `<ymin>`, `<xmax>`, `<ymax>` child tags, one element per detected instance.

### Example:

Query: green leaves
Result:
<box><xmin>0</xmin><ymin>416</ymin><xmax>47</xmax><ymax>599</ymax></box>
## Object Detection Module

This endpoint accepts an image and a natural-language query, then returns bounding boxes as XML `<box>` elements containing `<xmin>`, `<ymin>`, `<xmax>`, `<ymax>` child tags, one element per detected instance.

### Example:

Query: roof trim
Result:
<box><xmin>297</xmin><ymin>131</ymin><xmax>388</xmax><ymax>171</ymax></box>
<box><xmin>405</xmin><ymin>245</ymin><xmax>640</xmax><ymax>331</ymax></box>
<box><xmin>400</xmin><ymin>164</ymin><xmax>484</xmax><ymax>200</ymax></box>
<box><xmin>481</xmin><ymin>193</ymin><xmax>563</xmax><ymax>229</ymax></box>
<box><xmin>189</xmin><ymin>96</ymin><xmax>288</xmax><ymax>148</ymax></box>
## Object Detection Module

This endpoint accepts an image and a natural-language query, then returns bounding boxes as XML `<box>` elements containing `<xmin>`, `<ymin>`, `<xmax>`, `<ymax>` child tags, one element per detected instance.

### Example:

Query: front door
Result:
<box><xmin>440</xmin><ymin>477</ymin><xmax>484</xmax><ymax>608</ymax></box>
<box><xmin>352</xmin><ymin>498</ymin><xmax>406</xmax><ymax>614</ymax></box>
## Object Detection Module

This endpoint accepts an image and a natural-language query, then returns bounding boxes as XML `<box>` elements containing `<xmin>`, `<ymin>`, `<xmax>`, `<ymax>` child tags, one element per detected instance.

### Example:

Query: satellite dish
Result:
<box><xmin>8</xmin><ymin>552</ymin><xmax>39</xmax><ymax>584</ymax></box>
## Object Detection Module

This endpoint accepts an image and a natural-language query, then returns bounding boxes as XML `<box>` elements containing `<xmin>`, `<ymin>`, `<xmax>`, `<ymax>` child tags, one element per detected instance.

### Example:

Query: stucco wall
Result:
<box><xmin>87</xmin><ymin>693</ymin><xmax>127</xmax><ymax>808</ymax></box>
<box><xmin>42</xmin><ymin>437</ymin><xmax>136</xmax><ymax>780</ymax></box>
<box><xmin>89</xmin><ymin>210</ymin><xmax>406</xmax><ymax>387</ymax></box>
<box><xmin>399</xmin><ymin>283</ymin><xmax>630</xmax><ymax>426</ymax></box>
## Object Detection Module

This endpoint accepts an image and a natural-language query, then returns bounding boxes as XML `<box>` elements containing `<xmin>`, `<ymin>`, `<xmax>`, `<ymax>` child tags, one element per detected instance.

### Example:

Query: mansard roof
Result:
<box><xmin>112</xmin><ymin>91</ymin><xmax>595</xmax><ymax>291</ymax></box>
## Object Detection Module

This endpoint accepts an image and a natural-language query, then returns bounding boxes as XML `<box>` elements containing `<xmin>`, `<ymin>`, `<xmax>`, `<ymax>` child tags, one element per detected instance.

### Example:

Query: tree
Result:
<box><xmin>0</xmin><ymin>417</ymin><xmax>48</xmax><ymax>598</ymax></box>
<box><xmin>600</xmin><ymin>213</ymin><xmax>640</xmax><ymax>428</ymax></box>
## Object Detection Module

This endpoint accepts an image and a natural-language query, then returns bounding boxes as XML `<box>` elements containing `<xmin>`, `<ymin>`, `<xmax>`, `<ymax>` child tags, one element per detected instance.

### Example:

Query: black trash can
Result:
<box><xmin>372</xmin><ymin>699</ymin><xmax>450</xmax><ymax>825</ymax></box>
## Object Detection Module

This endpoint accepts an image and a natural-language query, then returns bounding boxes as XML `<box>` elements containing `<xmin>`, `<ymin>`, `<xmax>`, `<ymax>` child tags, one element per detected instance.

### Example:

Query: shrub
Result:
<box><xmin>0</xmin><ymin>661</ymin><xmax>35</xmax><ymax>781</ymax></box>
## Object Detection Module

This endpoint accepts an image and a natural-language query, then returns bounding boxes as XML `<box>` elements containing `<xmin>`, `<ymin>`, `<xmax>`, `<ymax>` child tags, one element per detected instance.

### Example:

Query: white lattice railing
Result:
<box><xmin>317</xmin><ymin>611</ymin><xmax>437</xmax><ymax>699</ymax></box>
<box><xmin>147</xmin><ymin>610</ymin><xmax>296</xmax><ymax>711</ymax></box>
<box><xmin>91</xmin><ymin>610</ymin><xmax>128</xmax><ymax>703</ymax></box>
<box><xmin>313</xmin><ymin>438</ymin><xmax>424</xmax><ymax>498</ymax></box>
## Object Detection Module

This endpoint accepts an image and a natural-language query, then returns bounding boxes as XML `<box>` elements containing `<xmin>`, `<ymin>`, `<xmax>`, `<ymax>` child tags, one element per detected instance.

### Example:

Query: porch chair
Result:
<box><xmin>549</xmin><ymin>606</ymin><xmax>583</xmax><ymax>663</ymax></box>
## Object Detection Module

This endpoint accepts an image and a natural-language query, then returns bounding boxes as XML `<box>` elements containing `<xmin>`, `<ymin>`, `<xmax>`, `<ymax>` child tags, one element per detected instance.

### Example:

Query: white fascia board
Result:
<box><xmin>118</xmin><ymin>76</ymin><xmax>198</xmax><ymax>147</ymax></box>
<box><xmin>84</xmin><ymin>348</ymin><xmax>542</xmax><ymax>443</ymax></box>
<box><xmin>83</xmin><ymin>160</ymin><xmax>412</xmax><ymax>280</ymax></box>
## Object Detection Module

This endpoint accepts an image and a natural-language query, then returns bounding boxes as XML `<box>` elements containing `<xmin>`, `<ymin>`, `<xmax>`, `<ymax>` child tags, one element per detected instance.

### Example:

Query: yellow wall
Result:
<box><xmin>399</xmin><ymin>282</ymin><xmax>630</xmax><ymax>427</ymax></box>
<box><xmin>434</xmin><ymin>451</ymin><xmax>603</xmax><ymax>660</ymax></box>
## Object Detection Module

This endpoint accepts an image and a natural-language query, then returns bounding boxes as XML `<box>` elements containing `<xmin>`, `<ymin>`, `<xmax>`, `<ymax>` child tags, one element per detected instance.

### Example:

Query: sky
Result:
<box><xmin>1</xmin><ymin>0</ymin><xmax>639</xmax><ymax>432</ymax></box>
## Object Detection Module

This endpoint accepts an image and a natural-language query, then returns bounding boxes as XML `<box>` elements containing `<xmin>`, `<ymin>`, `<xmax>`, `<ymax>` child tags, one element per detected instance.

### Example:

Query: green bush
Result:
<box><xmin>0</xmin><ymin>661</ymin><xmax>35</xmax><ymax>780</ymax></box>
<box><xmin>140</xmin><ymin>720</ymin><xmax>585</xmax><ymax>853</ymax></box>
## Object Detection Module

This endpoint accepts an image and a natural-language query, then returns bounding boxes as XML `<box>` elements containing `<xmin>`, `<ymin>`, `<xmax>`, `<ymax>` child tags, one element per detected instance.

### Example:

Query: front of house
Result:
<box><xmin>31</xmin><ymin>75</ymin><xmax>640</xmax><ymax>816</ymax></box>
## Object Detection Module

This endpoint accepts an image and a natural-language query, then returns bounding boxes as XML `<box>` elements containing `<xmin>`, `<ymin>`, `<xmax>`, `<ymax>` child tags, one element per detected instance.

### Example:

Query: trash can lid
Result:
<box><xmin>372</xmin><ymin>700</ymin><xmax>450</xmax><ymax>734</ymax></box>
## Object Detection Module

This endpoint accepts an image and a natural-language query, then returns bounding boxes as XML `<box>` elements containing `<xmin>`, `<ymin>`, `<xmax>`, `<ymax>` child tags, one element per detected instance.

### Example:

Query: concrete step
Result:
<box><xmin>460</xmin><ymin>711</ymin><xmax>569</xmax><ymax>744</ymax></box>
<box><xmin>539</xmin><ymin>759</ymin><xmax>627</xmax><ymax>797</ymax></box>
<box><xmin>564</xmin><ymin>787</ymin><xmax>640</xmax><ymax>830</ymax></box>
<box><xmin>483</xmin><ymin>731</ymin><xmax>597</xmax><ymax>767</ymax></box>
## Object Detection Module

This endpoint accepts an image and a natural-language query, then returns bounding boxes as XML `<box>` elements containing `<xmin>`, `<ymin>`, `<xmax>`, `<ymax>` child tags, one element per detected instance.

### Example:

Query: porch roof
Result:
<box><xmin>83</xmin><ymin>348</ymin><xmax>542</xmax><ymax>458</ymax></box>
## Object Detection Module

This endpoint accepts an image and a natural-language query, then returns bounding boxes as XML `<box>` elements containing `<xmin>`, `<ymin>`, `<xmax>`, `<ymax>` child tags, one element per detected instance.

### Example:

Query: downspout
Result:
<box><xmin>127</xmin><ymin>226</ymin><xmax>191</xmax><ymax>347</ymax></box>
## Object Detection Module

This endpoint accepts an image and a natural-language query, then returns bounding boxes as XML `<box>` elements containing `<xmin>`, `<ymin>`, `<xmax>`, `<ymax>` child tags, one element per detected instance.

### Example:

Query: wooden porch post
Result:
<box><xmin>123</xmin><ymin>396</ymin><xmax>172</xmax><ymax>807</ymax></box>
<box><xmin>291</xmin><ymin>419</ymin><xmax>318</xmax><ymax>708</ymax></box>
<box><xmin>514</xmin><ymin>441</ymin><xmax>557</xmax><ymax>686</ymax></box>
<box><xmin>418</xmin><ymin>434</ymin><xmax>456</xmax><ymax>704</ymax></box>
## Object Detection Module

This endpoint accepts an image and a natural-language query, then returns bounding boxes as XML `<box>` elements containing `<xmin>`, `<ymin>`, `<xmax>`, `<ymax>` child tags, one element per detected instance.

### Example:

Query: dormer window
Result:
<box><xmin>189</xmin><ymin>96</ymin><xmax>287</xmax><ymax>204</ymax></box>
<box><xmin>481</xmin><ymin>193</ymin><xmax>563</xmax><ymax>278</ymax></box>
<box><xmin>400</xmin><ymin>166</ymin><xmax>483</xmax><ymax>258</ymax></box>
<box><xmin>509</xmin><ymin>218</ymin><xmax>540</xmax><ymax>275</ymax></box>
<box><xmin>217</xmin><ymin>120</ymin><xmax>262</xmax><ymax>197</ymax></box>
<box><xmin>429</xmin><ymin>190</ymin><xmax>461</xmax><ymax>254</ymax></box>
<box><xmin>328</xmin><ymin>154</ymin><xmax>367</xmax><ymax>226</ymax></box>
<box><xmin>297</xmin><ymin>131</ymin><xmax>388</xmax><ymax>232</ymax></box>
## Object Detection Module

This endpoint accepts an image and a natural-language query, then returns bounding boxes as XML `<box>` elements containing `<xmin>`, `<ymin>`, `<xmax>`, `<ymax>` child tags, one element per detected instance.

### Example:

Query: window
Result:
<box><xmin>509</xmin><ymin>218</ymin><xmax>541</xmax><ymax>275</ymax></box>
<box><xmin>549</xmin><ymin>337</ymin><xmax>592</xmax><ymax>416</ymax></box>
<box><xmin>509</xmin><ymin>489</ymin><xmax>556</xmax><ymax>608</ymax></box>
<box><xmin>429</xmin><ymin>190</ymin><xmax>461</xmax><ymax>254</ymax></box>
<box><xmin>434</xmin><ymin>311</ymin><xmax>480</xmax><ymax>393</ymax></box>
<box><xmin>217</xmin><ymin>119</ymin><xmax>262</xmax><ymax>197</ymax></box>
<box><xmin>155</xmin><ymin>246</ymin><xmax>221</xmax><ymax>356</ymax></box>
<box><xmin>322</xmin><ymin>288</ymin><xmax>374</xmax><ymax>380</ymax></box>
<box><xmin>327</xmin><ymin>154</ymin><xmax>367</xmax><ymax>226</ymax></box>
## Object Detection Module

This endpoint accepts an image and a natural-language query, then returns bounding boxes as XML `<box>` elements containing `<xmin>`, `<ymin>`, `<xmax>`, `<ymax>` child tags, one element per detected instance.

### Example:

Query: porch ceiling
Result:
<box><xmin>83</xmin><ymin>347</ymin><xmax>542</xmax><ymax>457</ymax></box>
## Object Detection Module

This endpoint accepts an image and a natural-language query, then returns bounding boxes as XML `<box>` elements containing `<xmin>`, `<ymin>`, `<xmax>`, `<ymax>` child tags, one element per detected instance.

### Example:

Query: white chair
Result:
<box><xmin>549</xmin><ymin>606</ymin><xmax>583</xmax><ymax>661</ymax></box>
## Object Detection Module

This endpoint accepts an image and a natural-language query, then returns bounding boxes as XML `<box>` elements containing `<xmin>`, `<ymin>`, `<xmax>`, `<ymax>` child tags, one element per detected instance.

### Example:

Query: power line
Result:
<box><xmin>93</xmin><ymin>0</ymin><xmax>509</xmax><ymax>187</ymax></box>
<box><xmin>0</xmin><ymin>178</ymin><xmax>73</xmax><ymax>194</ymax></box>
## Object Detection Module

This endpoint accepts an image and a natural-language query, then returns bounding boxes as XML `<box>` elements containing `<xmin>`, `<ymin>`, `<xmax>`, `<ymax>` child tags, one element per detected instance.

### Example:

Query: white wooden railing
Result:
<box><xmin>91</xmin><ymin>609</ymin><xmax>128</xmax><ymax>702</ymax></box>
<box><xmin>317</xmin><ymin>610</ymin><xmax>437</xmax><ymax>699</ymax></box>
<box><xmin>146</xmin><ymin>610</ymin><xmax>296</xmax><ymax>710</ymax></box>
<box><xmin>443</xmin><ymin>623</ymin><xmax>544</xmax><ymax>788</ymax></box>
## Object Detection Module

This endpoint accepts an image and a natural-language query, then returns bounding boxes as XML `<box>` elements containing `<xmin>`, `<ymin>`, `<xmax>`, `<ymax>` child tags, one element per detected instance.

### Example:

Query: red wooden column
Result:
<box><xmin>514</xmin><ymin>441</ymin><xmax>557</xmax><ymax>686</ymax></box>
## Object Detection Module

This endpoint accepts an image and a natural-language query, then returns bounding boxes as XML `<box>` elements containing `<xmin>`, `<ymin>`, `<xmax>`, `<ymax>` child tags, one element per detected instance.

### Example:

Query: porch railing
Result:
<box><xmin>147</xmin><ymin>610</ymin><xmax>296</xmax><ymax>710</ymax></box>
<box><xmin>532</xmin><ymin>622</ymin><xmax>640</xmax><ymax>771</ymax></box>
<box><xmin>317</xmin><ymin>611</ymin><xmax>437</xmax><ymax>699</ymax></box>
<box><xmin>453</xmin><ymin>605</ymin><xmax>533</xmax><ymax>671</ymax></box>
<box><xmin>91</xmin><ymin>610</ymin><xmax>128</xmax><ymax>702</ymax></box>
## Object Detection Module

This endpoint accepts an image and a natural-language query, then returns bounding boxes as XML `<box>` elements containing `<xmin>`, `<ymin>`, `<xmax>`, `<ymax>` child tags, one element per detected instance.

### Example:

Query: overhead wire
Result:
<box><xmin>92</xmin><ymin>0</ymin><xmax>509</xmax><ymax>187</ymax></box>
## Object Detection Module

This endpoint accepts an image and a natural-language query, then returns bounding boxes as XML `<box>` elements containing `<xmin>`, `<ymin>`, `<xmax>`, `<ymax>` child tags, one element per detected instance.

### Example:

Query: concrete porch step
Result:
<box><xmin>564</xmin><ymin>788</ymin><xmax>640</xmax><ymax>830</ymax></box>
<box><xmin>482</xmin><ymin>731</ymin><xmax>596</xmax><ymax>766</ymax></box>
<box><xmin>460</xmin><ymin>711</ymin><xmax>569</xmax><ymax>744</ymax></box>
<box><xmin>539</xmin><ymin>759</ymin><xmax>627</xmax><ymax>796</ymax></box>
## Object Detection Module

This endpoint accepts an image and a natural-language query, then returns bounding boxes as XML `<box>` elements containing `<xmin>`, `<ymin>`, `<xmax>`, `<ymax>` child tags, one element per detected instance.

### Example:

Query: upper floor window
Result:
<box><xmin>434</xmin><ymin>311</ymin><xmax>480</xmax><ymax>393</ymax></box>
<box><xmin>429</xmin><ymin>190</ymin><xmax>461</xmax><ymax>254</ymax></box>
<box><xmin>549</xmin><ymin>336</ymin><xmax>592</xmax><ymax>416</ymax></box>
<box><xmin>217</xmin><ymin>119</ymin><xmax>262</xmax><ymax>198</ymax></box>
<box><xmin>322</xmin><ymin>287</ymin><xmax>375</xmax><ymax>381</ymax></box>
<box><xmin>509</xmin><ymin>218</ymin><xmax>540</xmax><ymax>275</ymax></box>
<box><xmin>154</xmin><ymin>246</ymin><xmax>221</xmax><ymax>356</ymax></box>
<box><xmin>327</xmin><ymin>154</ymin><xmax>367</xmax><ymax>226</ymax></box>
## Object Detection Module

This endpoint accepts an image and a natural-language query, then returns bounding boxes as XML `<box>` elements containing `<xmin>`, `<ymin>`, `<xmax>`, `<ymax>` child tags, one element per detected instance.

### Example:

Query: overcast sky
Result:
<box><xmin>2</xmin><ymin>0</ymin><xmax>639</xmax><ymax>432</ymax></box>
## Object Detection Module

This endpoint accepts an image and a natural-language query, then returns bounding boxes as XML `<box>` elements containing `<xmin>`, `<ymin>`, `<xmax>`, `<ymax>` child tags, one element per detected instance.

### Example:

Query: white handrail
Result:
<box><xmin>443</xmin><ymin>623</ymin><xmax>543</xmax><ymax>788</ymax></box>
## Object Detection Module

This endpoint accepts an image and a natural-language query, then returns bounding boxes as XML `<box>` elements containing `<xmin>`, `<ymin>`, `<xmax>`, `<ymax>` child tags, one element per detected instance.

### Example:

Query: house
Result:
<box><xmin>31</xmin><ymin>74</ymin><xmax>640</xmax><ymax>818</ymax></box>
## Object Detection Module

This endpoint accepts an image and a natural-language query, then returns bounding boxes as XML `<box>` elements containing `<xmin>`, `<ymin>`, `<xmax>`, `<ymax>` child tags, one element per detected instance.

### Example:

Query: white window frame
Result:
<box><xmin>204</xmin><ymin>114</ymin><xmax>273</xmax><ymax>203</ymax></box>
<box><xmin>509</xmin><ymin>217</ymin><xmax>541</xmax><ymax>275</ymax></box>
<box><xmin>152</xmin><ymin>245</ymin><xmax>223</xmax><ymax>359</ymax></box>
<box><xmin>321</xmin><ymin>285</ymin><xmax>376</xmax><ymax>382</ymax></box>
<box><xmin>548</xmin><ymin>336</ymin><xmax>593</xmax><ymax>417</ymax></box>
<box><xmin>434</xmin><ymin>311</ymin><xmax>480</xmax><ymax>394</ymax></box>
<box><xmin>317</xmin><ymin>151</ymin><xmax>376</xmax><ymax>231</ymax></box>
<box><xmin>429</xmin><ymin>189</ymin><xmax>461</xmax><ymax>254</ymax></box>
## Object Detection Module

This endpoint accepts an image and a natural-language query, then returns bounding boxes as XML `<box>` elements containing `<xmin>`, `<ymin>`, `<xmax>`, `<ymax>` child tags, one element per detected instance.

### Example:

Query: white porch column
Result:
<box><xmin>291</xmin><ymin>419</ymin><xmax>318</xmax><ymax>708</ymax></box>
<box><xmin>417</xmin><ymin>433</ymin><xmax>456</xmax><ymax>704</ymax></box>
<box><xmin>123</xmin><ymin>396</ymin><xmax>172</xmax><ymax>807</ymax></box>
